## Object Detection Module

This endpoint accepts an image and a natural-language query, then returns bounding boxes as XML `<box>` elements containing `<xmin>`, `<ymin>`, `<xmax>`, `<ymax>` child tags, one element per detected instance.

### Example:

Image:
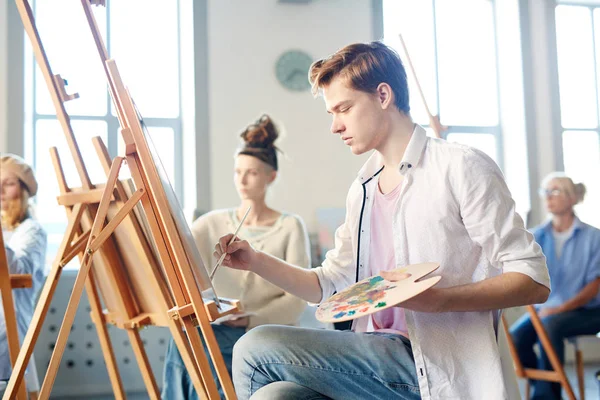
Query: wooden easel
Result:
<box><xmin>5</xmin><ymin>1</ymin><xmax>241</xmax><ymax>399</ymax></box>
<box><xmin>397</xmin><ymin>33</ymin><xmax>447</xmax><ymax>138</ymax></box>
<box><xmin>502</xmin><ymin>306</ymin><xmax>578</xmax><ymax>400</ymax></box>
<box><xmin>0</xmin><ymin>228</ymin><xmax>29</xmax><ymax>400</ymax></box>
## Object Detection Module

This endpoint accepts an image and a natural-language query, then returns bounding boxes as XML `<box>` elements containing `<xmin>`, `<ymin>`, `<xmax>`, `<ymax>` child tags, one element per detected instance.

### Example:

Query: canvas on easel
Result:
<box><xmin>4</xmin><ymin>1</ymin><xmax>241</xmax><ymax>399</ymax></box>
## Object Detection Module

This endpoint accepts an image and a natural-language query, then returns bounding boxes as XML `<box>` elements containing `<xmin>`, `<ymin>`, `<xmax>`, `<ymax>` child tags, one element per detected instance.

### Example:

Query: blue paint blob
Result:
<box><xmin>333</xmin><ymin>312</ymin><xmax>347</xmax><ymax>319</ymax></box>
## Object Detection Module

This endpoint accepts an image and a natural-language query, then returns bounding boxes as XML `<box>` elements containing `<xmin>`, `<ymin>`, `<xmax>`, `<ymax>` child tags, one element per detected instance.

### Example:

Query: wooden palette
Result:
<box><xmin>316</xmin><ymin>262</ymin><xmax>441</xmax><ymax>323</ymax></box>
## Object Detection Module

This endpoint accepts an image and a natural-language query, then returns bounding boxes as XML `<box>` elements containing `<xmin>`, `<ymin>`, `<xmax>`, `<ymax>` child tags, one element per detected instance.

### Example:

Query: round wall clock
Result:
<box><xmin>275</xmin><ymin>50</ymin><xmax>313</xmax><ymax>92</ymax></box>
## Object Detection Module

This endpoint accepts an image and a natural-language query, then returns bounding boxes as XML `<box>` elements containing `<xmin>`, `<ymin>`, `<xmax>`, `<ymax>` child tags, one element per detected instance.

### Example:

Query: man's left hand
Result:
<box><xmin>381</xmin><ymin>270</ymin><xmax>446</xmax><ymax>313</ymax></box>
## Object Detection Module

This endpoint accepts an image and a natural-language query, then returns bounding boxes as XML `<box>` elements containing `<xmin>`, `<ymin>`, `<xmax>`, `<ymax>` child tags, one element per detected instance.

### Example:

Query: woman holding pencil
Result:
<box><xmin>161</xmin><ymin>114</ymin><xmax>311</xmax><ymax>400</ymax></box>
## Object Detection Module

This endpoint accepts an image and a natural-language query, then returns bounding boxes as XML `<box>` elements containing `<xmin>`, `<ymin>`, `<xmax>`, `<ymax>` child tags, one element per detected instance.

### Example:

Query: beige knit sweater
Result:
<box><xmin>191</xmin><ymin>209</ymin><xmax>311</xmax><ymax>330</ymax></box>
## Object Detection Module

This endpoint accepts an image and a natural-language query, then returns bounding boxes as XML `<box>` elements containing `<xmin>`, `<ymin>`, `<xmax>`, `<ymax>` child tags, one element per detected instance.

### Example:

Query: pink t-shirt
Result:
<box><xmin>367</xmin><ymin>178</ymin><xmax>409</xmax><ymax>338</ymax></box>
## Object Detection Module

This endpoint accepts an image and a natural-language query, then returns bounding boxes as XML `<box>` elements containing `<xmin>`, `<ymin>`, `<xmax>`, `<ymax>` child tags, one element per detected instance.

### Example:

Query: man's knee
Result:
<box><xmin>233</xmin><ymin>325</ymin><xmax>288</xmax><ymax>367</ymax></box>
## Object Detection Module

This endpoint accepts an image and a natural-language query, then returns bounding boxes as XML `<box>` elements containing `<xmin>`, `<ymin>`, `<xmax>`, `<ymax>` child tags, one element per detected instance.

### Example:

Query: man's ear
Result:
<box><xmin>376</xmin><ymin>83</ymin><xmax>394</xmax><ymax>110</ymax></box>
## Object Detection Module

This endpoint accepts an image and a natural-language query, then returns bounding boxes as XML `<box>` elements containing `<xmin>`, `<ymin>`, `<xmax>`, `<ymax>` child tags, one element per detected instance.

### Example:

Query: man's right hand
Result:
<box><xmin>213</xmin><ymin>234</ymin><xmax>259</xmax><ymax>271</ymax></box>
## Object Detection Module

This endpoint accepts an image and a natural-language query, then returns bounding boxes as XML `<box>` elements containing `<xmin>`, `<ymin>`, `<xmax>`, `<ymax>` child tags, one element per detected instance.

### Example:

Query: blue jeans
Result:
<box><xmin>162</xmin><ymin>324</ymin><xmax>246</xmax><ymax>400</ymax></box>
<box><xmin>509</xmin><ymin>307</ymin><xmax>600</xmax><ymax>400</ymax></box>
<box><xmin>232</xmin><ymin>325</ymin><xmax>420</xmax><ymax>400</ymax></box>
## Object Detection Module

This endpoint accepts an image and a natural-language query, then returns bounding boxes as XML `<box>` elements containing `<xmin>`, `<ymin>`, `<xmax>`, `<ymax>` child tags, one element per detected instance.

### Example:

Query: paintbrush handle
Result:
<box><xmin>209</xmin><ymin>206</ymin><xmax>251</xmax><ymax>280</ymax></box>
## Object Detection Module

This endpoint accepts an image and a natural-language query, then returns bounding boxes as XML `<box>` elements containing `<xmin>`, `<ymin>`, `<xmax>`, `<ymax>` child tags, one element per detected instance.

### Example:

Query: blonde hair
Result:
<box><xmin>309</xmin><ymin>41</ymin><xmax>410</xmax><ymax>113</ymax></box>
<box><xmin>541</xmin><ymin>172</ymin><xmax>586</xmax><ymax>204</ymax></box>
<box><xmin>1</xmin><ymin>181</ymin><xmax>30</xmax><ymax>230</ymax></box>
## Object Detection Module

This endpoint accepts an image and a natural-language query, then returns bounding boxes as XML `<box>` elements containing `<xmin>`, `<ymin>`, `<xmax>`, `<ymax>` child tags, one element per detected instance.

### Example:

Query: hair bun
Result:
<box><xmin>240</xmin><ymin>114</ymin><xmax>278</xmax><ymax>148</ymax></box>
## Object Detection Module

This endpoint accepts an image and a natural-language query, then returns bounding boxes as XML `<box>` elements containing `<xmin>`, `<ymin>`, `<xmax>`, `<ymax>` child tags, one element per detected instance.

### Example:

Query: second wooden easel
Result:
<box><xmin>4</xmin><ymin>1</ymin><xmax>241</xmax><ymax>399</ymax></box>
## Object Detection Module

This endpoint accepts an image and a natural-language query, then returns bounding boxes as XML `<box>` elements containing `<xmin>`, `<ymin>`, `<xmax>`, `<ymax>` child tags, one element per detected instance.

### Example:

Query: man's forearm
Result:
<box><xmin>438</xmin><ymin>272</ymin><xmax>550</xmax><ymax>312</ymax></box>
<box><xmin>251</xmin><ymin>251</ymin><xmax>323</xmax><ymax>304</ymax></box>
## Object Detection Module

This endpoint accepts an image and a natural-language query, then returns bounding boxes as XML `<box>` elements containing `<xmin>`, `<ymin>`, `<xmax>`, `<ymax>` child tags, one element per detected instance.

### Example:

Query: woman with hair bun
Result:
<box><xmin>510</xmin><ymin>172</ymin><xmax>600</xmax><ymax>400</ymax></box>
<box><xmin>1</xmin><ymin>154</ymin><xmax>47</xmax><ymax>398</ymax></box>
<box><xmin>161</xmin><ymin>115</ymin><xmax>311</xmax><ymax>400</ymax></box>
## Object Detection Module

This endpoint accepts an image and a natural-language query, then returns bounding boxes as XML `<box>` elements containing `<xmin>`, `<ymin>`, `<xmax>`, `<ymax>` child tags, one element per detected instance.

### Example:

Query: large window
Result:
<box><xmin>382</xmin><ymin>0</ymin><xmax>502</xmax><ymax>166</ymax></box>
<box><xmin>555</xmin><ymin>5</ymin><xmax>600</xmax><ymax>227</ymax></box>
<box><xmin>24</xmin><ymin>1</ymin><xmax>189</xmax><ymax>267</ymax></box>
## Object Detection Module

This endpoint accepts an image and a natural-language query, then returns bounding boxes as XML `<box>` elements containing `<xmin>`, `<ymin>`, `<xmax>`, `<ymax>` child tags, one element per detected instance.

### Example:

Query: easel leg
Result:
<box><xmin>127</xmin><ymin>329</ymin><xmax>160</xmax><ymax>399</ymax></box>
<box><xmin>167</xmin><ymin>319</ymin><xmax>213</xmax><ymax>399</ymax></box>
<box><xmin>3</xmin><ymin>204</ymin><xmax>85</xmax><ymax>400</ymax></box>
<box><xmin>183</xmin><ymin>319</ymin><xmax>223</xmax><ymax>399</ymax></box>
<box><xmin>39</xmin><ymin>254</ymin><xmax>95</xmax><ymax>399</ymax></box>
<box><xmin>0</xmin><ymin>228</ymin><xmax>28</xmax><ymax>399</ymax></box>
<box><xmin>85</xmin><ymin>272</ymin><xmax>125</xmax><ymax>399</ymax></box>
<box><xmin>193</xmin><ymin>313</ymin><xmax>237</xmax><ymax>399</ymax></box>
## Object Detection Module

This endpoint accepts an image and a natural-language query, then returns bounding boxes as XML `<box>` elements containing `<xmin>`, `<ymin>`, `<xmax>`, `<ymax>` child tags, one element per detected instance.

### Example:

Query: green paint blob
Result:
<box><xmin>375</xmin><ymin>302</ymin><xmax>387</xmax><ymax>308</ymax></box>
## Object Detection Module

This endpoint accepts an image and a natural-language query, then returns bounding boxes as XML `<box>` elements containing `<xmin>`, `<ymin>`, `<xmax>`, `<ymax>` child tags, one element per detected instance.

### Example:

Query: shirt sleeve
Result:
<box><xmin>311</xmin><ymin>184</ymin><xmax>359</xmax><ymax>304</ymax></box>
<box><xmin>457</xmin><ymin>148</ymin><xmax>551</xmax><ymax>290</ymax></box>
<box><xmin>585</xmin><ymin>232</ymin><xmax>600</xmax><ymax>283</ymax></box>
<box><xmin>5</xmin><ymin>221</ymin><xmax>47</xmax><ymax>286</ymax></box>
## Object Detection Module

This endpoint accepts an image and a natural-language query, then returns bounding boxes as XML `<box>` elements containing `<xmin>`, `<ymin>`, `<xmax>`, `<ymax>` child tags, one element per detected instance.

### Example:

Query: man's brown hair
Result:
<box><xmin>309</xmin><ymin>41</ymin><xmax>410</xmax><ymax>114</ymax></box>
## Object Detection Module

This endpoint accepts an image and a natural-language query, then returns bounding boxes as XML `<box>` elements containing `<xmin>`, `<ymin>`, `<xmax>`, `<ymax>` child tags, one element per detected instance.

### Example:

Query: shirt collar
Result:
<box><xmin>356</xmin><ymin>124</ymin><xmax>428</xmax><ymax>182</ymax></box>
<box><xmin>541</xmin><ymin>216</ymin><xmax>583</xmax><ymax>235</ymax></box>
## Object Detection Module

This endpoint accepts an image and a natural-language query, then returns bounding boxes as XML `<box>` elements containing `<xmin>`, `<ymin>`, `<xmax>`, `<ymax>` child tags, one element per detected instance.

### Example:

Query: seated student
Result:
<box><xmin>510</xmin><ymin>173</ymin><xmax>600</xmax><ymax>400</ymax></box>
<box><xmin>213</xmin><ymin>41</ymin><xmax>551</xmax><ymax>400</ymax></box>
<box><xmin>0</xmin><ymin>154</ymin><xmax>47</xmax><ymax>398</ymax></box>
<box><xmin>161</xmin><ymin>115</ymin><xmax>311</xmax><ymax>400</ymax></box>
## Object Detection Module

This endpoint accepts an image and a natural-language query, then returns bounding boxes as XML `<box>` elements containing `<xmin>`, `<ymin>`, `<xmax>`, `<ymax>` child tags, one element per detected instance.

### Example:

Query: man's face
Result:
<box><xmin>323</xmin><ymin>76</ymin><xmax>388</xmax><ymax>155</ymax></box>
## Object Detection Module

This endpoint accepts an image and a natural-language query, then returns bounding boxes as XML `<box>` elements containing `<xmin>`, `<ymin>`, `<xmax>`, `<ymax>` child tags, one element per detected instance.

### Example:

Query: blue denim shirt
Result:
<box><xmin>534</xmin><ymin>217</ymin><xmax>600</xmax><ymax>309</ymax></box>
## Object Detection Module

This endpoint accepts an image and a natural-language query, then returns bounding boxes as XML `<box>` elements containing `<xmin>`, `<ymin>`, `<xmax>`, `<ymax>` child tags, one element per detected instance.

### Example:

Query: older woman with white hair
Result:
<box><xmin>1</xmin><ymin>154</ymin><xmax>47</xmax><ymax>398</ymax></box>
<box><xmin>510</xmin><ymin>172</ymin><xmax>600</xmax><ymax>400</ymax></box>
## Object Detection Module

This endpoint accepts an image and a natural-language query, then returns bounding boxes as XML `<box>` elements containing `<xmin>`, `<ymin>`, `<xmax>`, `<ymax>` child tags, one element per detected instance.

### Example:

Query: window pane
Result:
<box><xmin>562</xmin><ymin>130</ymin><xmax>600</xmax><ymax>228</ymax></box>
<box><xmin>383</xmin><ymin>0</ymin><xmax>437</xmax><ymax>125</ymax></box>
<box><xmin>593</xmin><ymin>9</ymin><xmax>600</xmax><ymax>127</ymax></box>
<box><xmin>436</xmin><ymin>0</ymin><xmax>499</xmax><ymax>126</ymax></box>
<box><xmin>556</xmin><ymin>6</ymin><xmax>597</xmax><ymax>129</ymax></box>
<box><xmin>110</xmin><ymin>1</ymin><xmax>180</xmax><ymax>118</ymax></box>
<box><xmin>446</xmin><ymin>133</ymin><xmax>498</xmax><ymax>164</ymax></box>
<box><xmin>34</xmin><ymin>1</ymin><xmax>107</xmax><ymax>116</ymax></box>
<box><xmin>36</xmin><ymin>119</ymin><xmax>108</xmax><ymax>190</ymax></box>
<box><xmin>34</xmin><ymin>119</ymin><xmax>107</xmax><ymax>268</ymax></box>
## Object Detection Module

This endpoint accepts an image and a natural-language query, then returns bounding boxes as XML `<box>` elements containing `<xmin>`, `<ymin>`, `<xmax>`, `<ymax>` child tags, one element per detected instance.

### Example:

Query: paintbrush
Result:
<box><xmin>209</xmin><ymin>206</ymin><xmax>251</xmax><ymax>280</ymax></box>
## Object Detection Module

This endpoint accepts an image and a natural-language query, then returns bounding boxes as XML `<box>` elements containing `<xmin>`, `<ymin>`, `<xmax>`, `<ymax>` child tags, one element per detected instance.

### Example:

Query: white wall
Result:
<box><xmin>0</xmin><ymin>0</ymin><xmax>8</xmax><ymax>152</ymax></box>
<box><xmin>207</xmin><ymin>0</ymin><xmax>374</xmax><ymax>232</ymax></box>
<box><xmin>0</xmin><ymin>0</ymin><xmax>24</xmax><ymax>156</ymax></box>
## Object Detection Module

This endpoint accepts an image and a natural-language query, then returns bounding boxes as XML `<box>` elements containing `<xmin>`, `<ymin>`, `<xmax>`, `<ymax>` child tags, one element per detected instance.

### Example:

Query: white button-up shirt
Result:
<box><xmin>313</xmin><ymin>125</ymin><xmax>550</xmax><ymax>399</ymax></box>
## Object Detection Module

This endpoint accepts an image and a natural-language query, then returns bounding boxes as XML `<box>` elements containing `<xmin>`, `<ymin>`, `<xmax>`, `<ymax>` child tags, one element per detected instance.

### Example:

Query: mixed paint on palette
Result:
<box><xmin>321</xmin><ymin>274</ymin><xmax>399</xmax><ymax>320</ymax></box>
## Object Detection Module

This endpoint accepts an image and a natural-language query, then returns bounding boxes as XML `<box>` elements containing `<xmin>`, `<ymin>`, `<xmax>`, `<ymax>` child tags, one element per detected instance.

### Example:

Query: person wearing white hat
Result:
<box><xmin>1</xmin><ymin>153</ymin><xmax>47</xmax><ymax>399</ymax></box>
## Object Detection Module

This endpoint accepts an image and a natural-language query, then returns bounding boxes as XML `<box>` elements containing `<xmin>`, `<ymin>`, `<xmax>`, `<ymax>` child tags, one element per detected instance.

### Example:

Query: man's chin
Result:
<box><xmin>350</xmin><ymin>145</ymin><xmax>367</xmax><ymax>155</ymax></box>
